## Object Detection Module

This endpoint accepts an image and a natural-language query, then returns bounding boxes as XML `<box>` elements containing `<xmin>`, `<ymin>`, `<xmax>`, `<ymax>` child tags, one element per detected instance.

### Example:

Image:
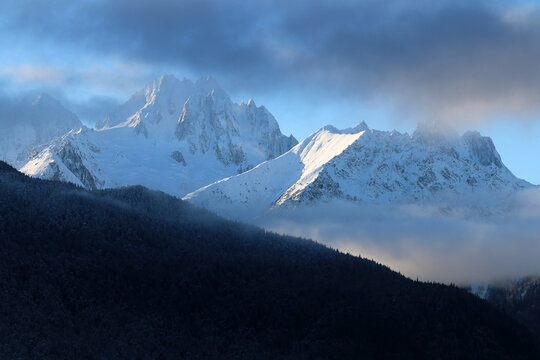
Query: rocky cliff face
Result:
<box><xmin>175</xmin><ymin>90</ymin><xmax>296</xmax><ymax>169</ymax></box>
<box><xmin>20</xmin><ymin>75</ymin><xmax>297</xmax><ymax>196</ymax></box>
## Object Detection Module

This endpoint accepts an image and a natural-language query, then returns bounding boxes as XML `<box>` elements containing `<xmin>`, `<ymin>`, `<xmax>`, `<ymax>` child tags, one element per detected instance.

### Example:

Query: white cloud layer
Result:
<box><xmin>254</xmin><ymin>188</ymin><xmax>540</xmax><ymax>285</ymax></box>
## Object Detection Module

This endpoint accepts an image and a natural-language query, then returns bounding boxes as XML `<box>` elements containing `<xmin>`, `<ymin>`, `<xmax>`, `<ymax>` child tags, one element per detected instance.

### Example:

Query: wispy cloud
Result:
<box><xmin>0</xmin><ymin>65</ymin><xmax>65</xmax><ymax>86</ymax></box>
<box><xmin>0</xmin><ymin>61</ymin><xmax>157</xmax><ymax>95</ymax></box>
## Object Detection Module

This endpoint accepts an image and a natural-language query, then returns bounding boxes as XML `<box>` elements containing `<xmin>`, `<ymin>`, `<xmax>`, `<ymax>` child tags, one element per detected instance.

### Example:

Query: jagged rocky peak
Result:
<box><xmin>409</xmin><ymin>123</ymin><xmax>507</xmax><ymax>174</ymax></box>
<box><xmin>317</xmin><ymin>121</ymin><xmax>370</xmax><ymax>135</ymax></box>
<box><xmin>413</xmin><ymin>121</ymin><xmax>503</xmax><ymax>168</ymax></box>
<box><xmin>102</xmin><ymin>74</ymin><xmax>290</xmax><ymax>141</ymax></box>
<box><xmin>242</xmin><ymin>98</ymin><xmax>284</xmax><ymax>133</ymax></box>
<box><xmin>147</xmin><ymin>74</ymin><xmax>228</xmax><ymax>103</ymax></box>
<box><xmin>319</xmin><ymin>125</ymin><xmax>341</xmax><ymax>134</ymax></box>
<box><xmin>174</xmin><ymin>82</ymin><xmax>235</xmax><ymax>140</ymax></box>
<box><xmin>97</xmin><ymin>74</ymin><xmax>226</xmax><ymax>131</ymax></box>
<box><xmin>353</xmin><ymin>120</ymin><xmax>369</xmax><ymax>132</ymax></box>
<box><xmin>462</xmin><ymin>131</ymin><xmax>503</xmax><ymax>168</ymax></box>
<box><xmin>244</xmin><ymin>98</ymin><xmax>257</xmax><ymax>108</ymax></box>
<box><xmin>144</xmin><ymin>74</ymin><xmax>194</xmax><ymax>104</ymax></box>
<box><xmin>174</xmin><ymin>82</ymin><xmax>297</xmax><ymax>166</ymax></box>
<box><xmin>171</xmin><ymin>78</ymin><xmax>298</xmax><ymax>164</ymax></box>
<box><xmin>338</xmin><ymin>121</ymin><xmax>370</xmax><ymax>134</ymax></box>
<box><xmin>241</xmin><ymin>99</ymin><xmax>299</xmax><ymax>158</ymax></box>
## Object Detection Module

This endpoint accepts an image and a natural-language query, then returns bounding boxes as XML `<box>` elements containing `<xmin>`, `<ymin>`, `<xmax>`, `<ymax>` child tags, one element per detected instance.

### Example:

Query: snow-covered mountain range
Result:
<box><xmin>1</xmin><ymin>75</ymin><xmax>533</xmax><ymax>215</ymax></box>
<box><xmin>18</xmin><ymin>75</ymin><xmax>297</xmax><ymax>196</ymax></box>
<box><xmin>0</xmin><ymin>93</ymin><xmax>82</xmax><ymax>168</ymax></box>
<box><xmin>184</xmin><ymin>121</ymin><xmax>533</xmax><ymax>215</ymax></box>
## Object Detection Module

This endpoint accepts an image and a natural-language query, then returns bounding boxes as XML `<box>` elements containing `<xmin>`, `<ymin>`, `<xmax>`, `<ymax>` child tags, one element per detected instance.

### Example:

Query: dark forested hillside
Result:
<box><xmin>473</xmin><ymin>278</ymin><xmax>540</xmax><ymax>345</ymax></box>
<box><xmin>0</xmin><ymin>161</ymin><xmax>537</xmax><ymax>359</ymax></box>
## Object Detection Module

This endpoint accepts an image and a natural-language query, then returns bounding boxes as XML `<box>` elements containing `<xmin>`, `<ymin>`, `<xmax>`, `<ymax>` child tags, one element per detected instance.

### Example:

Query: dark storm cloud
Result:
<box><xmin>3</xmin><ymin>0</ymin><xmax>540</xmax><ymax>122</ymax></box>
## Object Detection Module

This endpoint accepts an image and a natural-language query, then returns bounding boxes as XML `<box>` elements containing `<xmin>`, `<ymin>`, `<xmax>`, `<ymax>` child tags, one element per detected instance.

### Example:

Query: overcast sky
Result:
<box><xmin>1</xmin><ymin>0</ymin><xmax>539</xmax><ymax>183</ymax></box>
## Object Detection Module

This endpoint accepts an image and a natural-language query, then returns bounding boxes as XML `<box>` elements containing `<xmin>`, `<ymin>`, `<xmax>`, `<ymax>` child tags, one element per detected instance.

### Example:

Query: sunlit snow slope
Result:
<box><xmin>184</xmin><ymin>122</ymin><xmax>533</xmax><ymax>215</ymax></box>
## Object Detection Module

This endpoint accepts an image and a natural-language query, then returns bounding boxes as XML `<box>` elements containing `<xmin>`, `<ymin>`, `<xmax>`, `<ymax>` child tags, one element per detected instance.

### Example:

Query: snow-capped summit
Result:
<box><xmin>96</xmin><ymin>75</ymin><xmax>224</xmax><ymax>133</ymax></box>
<box><xmin>20</xmin><ymin>75</ymin><xmax>298</xmax><ymax>196</ymax></box>
<box><xmin>184</xmin><ymin>122</ymin><xmax>533</xmax><ymax>216</ymax></box>
<box><xmin>462</xmin><ymin>131</ymin><xmax>503</xmax><ymax>168</ymax></box>
<box><xmin>0</xmin><ymin>93</ymin><xmax>82</xmax><ymax>167</ymax></box>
